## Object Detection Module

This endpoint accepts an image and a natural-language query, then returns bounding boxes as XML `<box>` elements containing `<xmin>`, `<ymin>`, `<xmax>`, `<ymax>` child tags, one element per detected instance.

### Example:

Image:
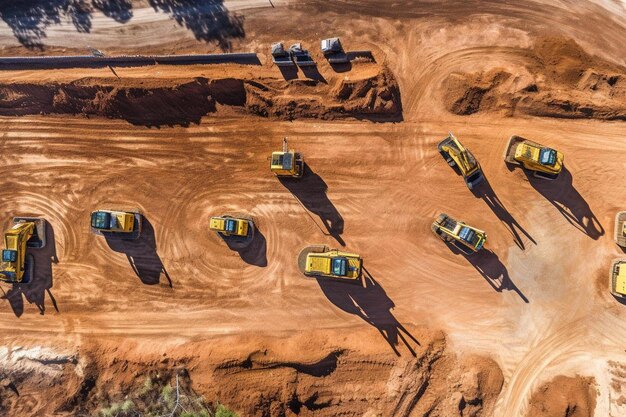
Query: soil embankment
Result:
<box><xmin>526</xmin><ymin>375</ymin><xmax>597</xmax><ymax>417</ymax></box>
<box><xmin>0</xmin><ymin>66</ymin><xmax>401</xmax><ymax>126</ymax></box>
<box><xmin>444</xmin><ymin>37</ymin><xmax>626</xmax><ymax>120</ymax></box>
<box><xmin>0</xmin><ymin>329</ymin><xmax>503</xmax><ymax>417</ymax></box>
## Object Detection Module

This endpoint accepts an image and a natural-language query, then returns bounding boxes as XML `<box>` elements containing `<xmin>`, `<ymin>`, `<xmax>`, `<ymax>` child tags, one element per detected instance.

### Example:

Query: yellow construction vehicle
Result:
<box><xmin>270</xmin><ymin>137</ymin><xmax>304</xmax><ymax>179</ymax></box>
<box><xmin>438</xmin><ymin>133</ymin><xmax>485</xmax><ymax>190</ymax></box>
<box><xmin>298</xmin><ymin>245</ymin><xmax>362</xmax><ymax>280</ymax></box>
<box><xmin>91</xmin><ymin>209</ymin><xmax>142</xmax><ymax>239</ymax></box>
<box><xmin>503</xmin><ymin>135</ymin><xmax>564</xmax><ymax>179</ymax></box>
<box><xmin>432</xmin><ymin>213</ymin><xmax>486</xmax><ymax>254</ymax></box>
<box><xmin>0</xmin><ymin>217</ymin><xmax>46</xmax><ymax>284</ymax></box>
<box><xmin>615</xmin><ymin>212</ymin><xmax>626</xmax><ymax>248</ymax></box>
<box><xmin>210</xmin><ymin>215</ymin><xmax>251</xmax><ymax>237</ymax></box>
<box><xmin>610</xmin><ymin>258</ymin><xmax>626</xmax><ymax>299</ymax></box>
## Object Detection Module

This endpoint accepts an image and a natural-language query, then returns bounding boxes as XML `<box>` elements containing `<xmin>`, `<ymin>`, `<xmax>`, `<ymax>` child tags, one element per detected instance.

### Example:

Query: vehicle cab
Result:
<box><xmin>91</xmin><ymin>210</ymin><xmax>135</xmax><ymax>233</ymax></box>
<box><xmin>305</xmin><ymin>249</ymin><xmax>362</xmax><ymax>280</ymax></box>
<box><xmin>515</xmin><ymin>143</ymin><xmax>564</xmax><ymax>175</ymax></box>
<box><xmin>210</xmin><ymin>216</ymin><xmax>249</xmax><ymax>237</ymax></box>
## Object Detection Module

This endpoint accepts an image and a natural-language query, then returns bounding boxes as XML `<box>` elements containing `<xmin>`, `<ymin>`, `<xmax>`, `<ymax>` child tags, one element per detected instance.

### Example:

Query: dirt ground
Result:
<box><xmin>0</xmin><ymin>0</ymin><xmax>626</xmax><ymax>416</ymax></box>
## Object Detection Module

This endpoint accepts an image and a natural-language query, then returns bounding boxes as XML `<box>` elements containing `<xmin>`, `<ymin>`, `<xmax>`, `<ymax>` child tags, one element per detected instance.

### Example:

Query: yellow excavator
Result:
<box><xmin>270</xmin><ymin>138</ymin><xmax>304</xmax><ymax>179</ymax></box>
<box><xmin>503</xmin><ymin>135</ymin><xmax>564</xmax><ymax>179</ymax></box>
<box><xmin>438</xmin><ymin>133</ymin><xmax>485</xmax><ymax>190</ymax></box>
<box><xmin>90</xmin><ymin>209</ymin><xmax>142</xmax><ymax>240</ymax></box>
<box><xmin>432</xmin><ymin>213</ymin><xmax>486</xmax><ymax>254</ymax></box>
<box><xmin>210</xmin><ymin>215</ymin><xmax>251</xmax><ymax>237</ymax></box>
<box><xmin>0</xmin><ymin>217</ymin><xmax>46</xmax><ymax>284</ymax></box>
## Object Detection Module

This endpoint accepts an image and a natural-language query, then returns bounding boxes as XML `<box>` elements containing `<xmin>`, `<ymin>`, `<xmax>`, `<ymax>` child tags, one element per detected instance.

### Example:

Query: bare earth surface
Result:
<box><xmin>0</xmin><ymin>1</ymin><xmax>625</xmax><ymax>416</ymax></box>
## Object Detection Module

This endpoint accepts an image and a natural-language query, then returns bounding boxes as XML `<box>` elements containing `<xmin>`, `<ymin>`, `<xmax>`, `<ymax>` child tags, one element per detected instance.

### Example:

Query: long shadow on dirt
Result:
<box><xmin>105</xmin><ymin>216</ymin><xmax>172</xmax><ymax>286</ymax></box>
<box><xmin>472</xmin><ymin>178</ymin><xmax>535</xmax><ymax>250</ymax></box>
<box><xmin>316</xmin><ymin>267</ymin><xmax>419</xmax><ymax>356</ymax></box>
<box><xmin>446</xmin><ymin>243</ymin><xmax>528</xmax><ymax>303</ymax></box>
<box><xmin>222</xmin><ymin>226</ymin><xmax>267</xmax><ymax>267</ymax></box>
<box><xmin>280</xmin><ymin>163</ymin><xmax>345</xmax><ymax>246</ymax></box>
<box><xmin>2</xmin><ymin>221</ymin><xmax>60</xmax><ymax>317</ymax></box>
<box><xmin>526</xmin><ymin>166</ymin><xmax>604</xmax><ymax>240</ymax></box>
<box><xmin>148</xmin><ymin>0</ymin><xmax>245</xmax><ymax>50</ymax></box>
<box><xmin>0</xmin><ymin>0</ymin><xmax>243</xmax><ymax>50</ymax></box>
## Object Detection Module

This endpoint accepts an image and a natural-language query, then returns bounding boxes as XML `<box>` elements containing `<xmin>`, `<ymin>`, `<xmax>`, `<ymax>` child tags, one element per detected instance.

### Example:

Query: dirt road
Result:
<box><xmin>0</xmin><ymin>1</ymin><xmax>625</xmax><ymax>416</ymax></box>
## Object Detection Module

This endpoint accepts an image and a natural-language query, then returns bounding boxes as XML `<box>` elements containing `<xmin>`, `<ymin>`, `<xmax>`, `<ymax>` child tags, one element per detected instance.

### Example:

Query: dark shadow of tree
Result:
<box><xmin>0</xmin><ymin>0</ymin><xmax>243</xmax><ymax>50</ymax></box>
<box><xmin>280</xmin><ymin>163</ymin><xmax>345</xmax><ymax>247</ymax></box>
<box><xmin>1</xmin><ymin>221</ymin><xmax>59</xmax><ymax>317</ymax></box>
<box><xmin>105</xmin><ymin>216</ymin><xmax>173</xmax><ymax>286</ymax></box>
<box><xmin>148</xmin><ymin>0</ymin><xmax>245</xmax><ymax>50</ymax></box>
<box><xmin>92</xmin><ymin>0</ymin><xmax>132</xmax><ymax>23</ymax></box>
<box><xmin>316</xmin><ymin>267</ymin><xmax>419</xmax><ymax>356</ymax></box>
<box><xmin>0</xmin><ymin>0</ymin><xmax>72</xmax><ymax>48</ymax></box>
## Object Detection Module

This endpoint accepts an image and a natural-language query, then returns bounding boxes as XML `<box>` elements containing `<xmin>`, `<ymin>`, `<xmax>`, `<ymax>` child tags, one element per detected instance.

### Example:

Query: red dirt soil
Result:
<box><xmin>0</xmin><ymin>1</ymin><xmax>625</xmax><ymax>416</ymax></box>
<box><xmin>526</xmin><ymin>375</ymin><xmax>597</xmax><ymax>417</ymax></box>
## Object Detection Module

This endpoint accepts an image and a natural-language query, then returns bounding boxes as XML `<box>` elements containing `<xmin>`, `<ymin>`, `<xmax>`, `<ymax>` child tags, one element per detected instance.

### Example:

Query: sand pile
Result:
<box><xmin>0</xmin><ymin>328</ymin><xmax>502</xmax><ymax>417</ymax></box>
<box><xmin>0</xmin><ymin>67</ymin><xmax>401</xmax><ymax>126</ymax></box>
<box><xmin>444</xmin><ymin>37</ymin><xmax>626</xmax><ymax>120</ymax></box>
<box><xmin>526</xmin><ymin>375</ymin><xmax>597</xmax><ymax>417</ymax></box>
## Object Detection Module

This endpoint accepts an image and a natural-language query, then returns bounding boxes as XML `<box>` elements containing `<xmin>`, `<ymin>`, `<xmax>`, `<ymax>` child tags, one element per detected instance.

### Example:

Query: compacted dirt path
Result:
<box><xmin>0</xmin><ymin>1</ymin><xmax>625</xmax><ymax>416</ymax></box>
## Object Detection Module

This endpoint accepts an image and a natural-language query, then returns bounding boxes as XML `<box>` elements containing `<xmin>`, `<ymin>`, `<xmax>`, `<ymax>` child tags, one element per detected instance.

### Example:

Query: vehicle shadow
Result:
<box><xmin>301</xmin><ymin>65</ymin><xmax>327</xmax><ymax>83</ymax></box>
<box><xmin>526</xmin><ymin>166</ymin><xmax>604</xmax><ymax>240</ymax></box>
<box><xmin>316</xmin><ymin>267</ymin><xmax>419</xmax><ymax>356</ymax></box>
<box><xmin>278</xmin><ymin>65</ymin><xmax>299</xmax><ymax>81</ymax></box>
<box><xmin>2</xmin><ymin>222</ymin><xmax>59</xmax><ymax>317</ymax></box>
<box><xmin>446</xmin><ymin>244</ymin><xmax>528</xmax><ymax>303</ymax></box>
<box><xmin>472</xmin><ymin>179</ymin><xmax>535</xmax><ymax>250</ymax></box>
<box><xmin>105</xmin><ymin>217</ymin><xmax>172</xmax><ymax>286</ymax></box>
<box><xmin>223</xmin><ymin>226</ymin><xmax>267</xmax><ymax>267</ymax></box>
<box><xmin>280</xmin><ymin>163</ymin><xmax>345</xmax><ymax>246</ymax></box>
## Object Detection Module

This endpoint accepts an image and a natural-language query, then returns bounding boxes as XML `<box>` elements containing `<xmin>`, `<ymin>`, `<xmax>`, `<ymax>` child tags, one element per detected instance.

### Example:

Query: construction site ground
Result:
<box><xmin>0</xmin><ymin>1</ymin><xmax>625</xmax><ymax>416</ymax></box>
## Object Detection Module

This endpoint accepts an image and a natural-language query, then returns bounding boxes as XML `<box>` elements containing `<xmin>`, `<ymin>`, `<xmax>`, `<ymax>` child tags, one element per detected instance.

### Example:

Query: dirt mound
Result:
<box><xmin>0</xmin><ymin>67</ymin><xmax>401</xmax><ymax>126</ymax></box>
<box><xmin>0</xmin><ymin>328</ymin><xmax>502</xmax><ymax>417</ymax></box>
<box><xmin>526</xmin><ymin>375</ymin><xmax>597</xmax><ymax>417</ymax></box>
<box><xmin>444</xmin><ymin>37</ymin><xmax>626</xmax><ymax>120</ymax></box>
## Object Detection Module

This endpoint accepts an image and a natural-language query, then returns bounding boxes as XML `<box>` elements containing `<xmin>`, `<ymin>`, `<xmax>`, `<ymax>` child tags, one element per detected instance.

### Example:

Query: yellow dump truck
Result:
<box><xmin>438</xmin><ymin>133</ymin><xmax>485</xmax><ymax>190</ymax></box>
<box><xmin>210</xmin><ymin>215</ymin><xmax>250</xmax><ymax>237</ymax></box>
<box><xmin>503</xmin><ymin>135</ymin><xmax>564</xmax><ymax>179</ymax></box>
<box><xmin>432</xmin><ymin>213</ymin><xmax>486</xmax><ymax>254</ymax></box>
<box><xmin>610</xmin><ymin>259</ymin><xmax>626</xmax><ymax>299</ymax></box>
<box><xmin>301</xmin><ymin>246</ymin><xmax>362</xmax><ymax>280</ymax></box>
<box><xmin>270</xmin><ymin>137</ymin><xmax>304</xmax><ymax>178</ymax></box>
<box><xmin>91</xmin><ymin>209</ymin><xmax>141</xmax><ymax>239</ymax></box>
<box><xmin>0</xmin><ymin>217</ymin><xmax>46</xmax><ymax>283</ymax></box>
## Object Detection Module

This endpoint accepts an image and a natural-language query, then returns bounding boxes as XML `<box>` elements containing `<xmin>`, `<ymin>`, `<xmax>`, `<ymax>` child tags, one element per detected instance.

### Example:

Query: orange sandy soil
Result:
<box><xmin>0</xmin><ymin>1</ymin><xmax>625</xmax><ymax>416</ymax></box>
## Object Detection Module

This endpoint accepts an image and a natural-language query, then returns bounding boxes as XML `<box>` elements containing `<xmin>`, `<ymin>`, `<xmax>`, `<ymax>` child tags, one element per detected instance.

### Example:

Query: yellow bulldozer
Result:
<box><xmin>270</xmin><ymin>137</ymin><xmax>304</xmax><ymax>179</ymax></box>
<box><xmin>90</xmin><ymin>209</ymin><xmax>142</xmax><ymax>240</ymax></box>
<box><xmin>438</xmin><ymin>133</ymin><xmax>485</xmax><ymax>190</ymax></box>
<box><xmin>503</xmin><ymin>135</ymin><xmax>564</xmax><ymax>179</ymax></box>
<box><xmin>0</xmin><ymin>217</ymin><xmax>46</xmax><ymax>284</ymax></box>
<box><xmin>210</xmin><ymin>215</ymin><xmax>251</xmax><ymax>237</ymax></box>
<box><xmin>298</xmin><ymin>245</ymin><xmax>362</xmax><ymax>281</ymax></box>
<box><xmin>432</xmin><ymin>213</ymin><xmax>486</xmax><ymax>254</ymax></box>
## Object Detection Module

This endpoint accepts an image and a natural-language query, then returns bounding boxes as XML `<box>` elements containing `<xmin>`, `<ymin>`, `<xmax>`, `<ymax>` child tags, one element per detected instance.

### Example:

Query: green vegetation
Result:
<box><xmin>96</xmin><ymin>372</ymin><xmax>238</xmax><ymax>417</ymax></box>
